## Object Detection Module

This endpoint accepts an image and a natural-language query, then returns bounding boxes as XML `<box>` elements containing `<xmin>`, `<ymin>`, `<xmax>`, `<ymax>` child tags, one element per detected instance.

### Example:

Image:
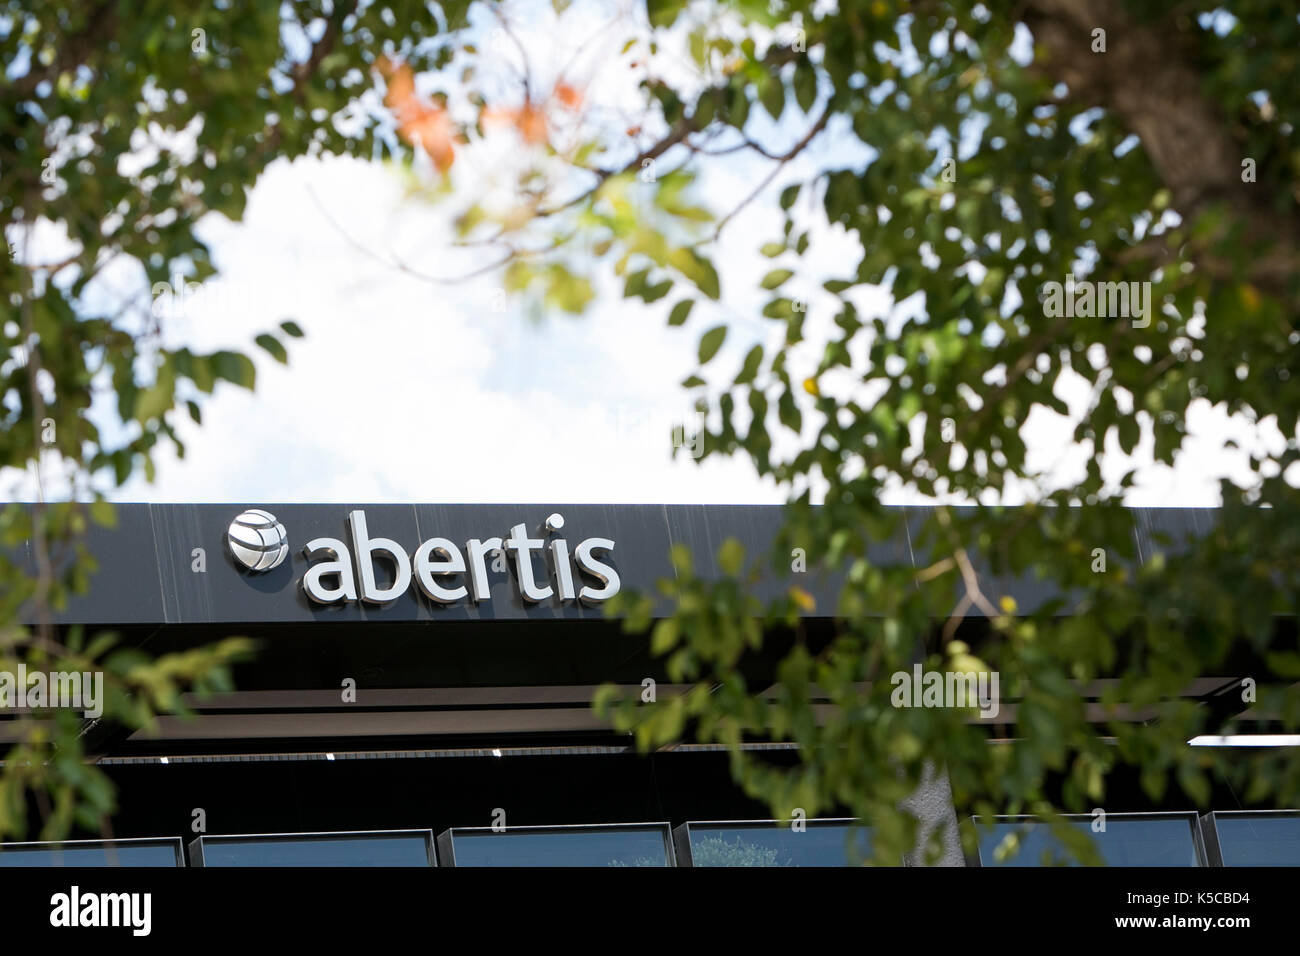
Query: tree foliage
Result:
<box><xmin>689</xmin><ymin>833</ymin><xmax>787</xmax><ymax>867</ymax></box>
<box><xmin>0</xmin><ymin>0</ymin><xmax>464</xmax><ymax>839</ymax></box>
<box><xmin>587</xmin><ymin>0</ymin><xmax>1300</xmax><ymax>864</ymax></box>
<box><xmin>4</xmin><ymin>0</ymin><xmax>1299</xmax><ymax>860</ymax></box>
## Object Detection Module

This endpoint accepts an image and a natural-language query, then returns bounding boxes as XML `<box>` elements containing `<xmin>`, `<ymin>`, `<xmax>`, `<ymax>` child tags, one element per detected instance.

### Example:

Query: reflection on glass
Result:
<box><xmin>979</xmin><ymin>816</ymin><xmax>1201</xmax><ymax>866</ymax></box>
<box><xmin>0</xmin><ymin>840</ymin><xmax>180</xmax><ymax>867</ymax></box>
<box><xmin>1214</xmin><ymin>813</ymin><xmax>1300</xmax><ymax>866</ymax></box>
<box><xmin>450</xmin><ymin>827</ymin><xmax>671</xmax><ymax>867</ymax></box>
<box><xmin>196</xmin><ymin>833</ymin><xmax>432</xmax><ymax>867</ymax></box>
<box><xmin>688</xmin><ymin>823</ymin><xmax>872</xmax><ymax>866</ymax></box>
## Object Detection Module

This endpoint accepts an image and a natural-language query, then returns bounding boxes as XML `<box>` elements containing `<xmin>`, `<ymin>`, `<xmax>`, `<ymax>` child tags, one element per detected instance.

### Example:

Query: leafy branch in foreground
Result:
<box><xmin>359</xmin><ymin>0</ymin><xmax>1300</xmax><ymax>863</ymax></box>
<box><xmin>1</xmin><ymin>0</ymin><xmax>439</xmax><ymax>840</ymax></box>
<box><xmin>580</xmin><ymin>0</ymin><xmax>1300</xmax><ymax>864</ymax></box>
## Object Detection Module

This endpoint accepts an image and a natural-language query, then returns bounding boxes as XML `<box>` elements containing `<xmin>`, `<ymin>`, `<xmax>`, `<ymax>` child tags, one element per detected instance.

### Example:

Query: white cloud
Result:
<box><xmin>116</xmin><ymin>154</ymin><xmax>780</xmax><ymax>504</ymax></box>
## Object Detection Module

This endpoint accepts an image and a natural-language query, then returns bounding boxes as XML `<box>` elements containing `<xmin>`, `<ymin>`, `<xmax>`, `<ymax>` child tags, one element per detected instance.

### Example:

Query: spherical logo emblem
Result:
<box><xmin>227</xmin><ymin>509</ymin><xmax>288</xmax><ymax>572</ymax></box>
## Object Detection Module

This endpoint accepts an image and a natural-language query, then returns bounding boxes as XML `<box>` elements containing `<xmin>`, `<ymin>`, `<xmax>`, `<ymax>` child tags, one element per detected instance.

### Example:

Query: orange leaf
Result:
<box><xmin>484</xmin><ymin>103</ymin><xmax>549</xmax><ymax>146</ymax></box>
<box><xmin>481</xmin><ymin>106</ymin><xmax>517</xmax><ymax>129</ymax></box>
<box><xmin>378</xmin><ymin>57</ymin><xmax>415</xmax><ymax>109</ymax></box>
<box><xmin>516</xmin><ymin>103</ymin><xmax>548</xmax><ymax>144</ymax></box>
<box><xmin>401</xmin><ymin>106</ymin><xmax>456</xmax><ymax>171</ymax></box>
<box><xmin>377</xmin><ymin>57</ymin><xmax>455</xmax><ymax>172</ymax></box>
<box><xmin>552</xmin><ymin>81</ymin><xmax>583</xmax><ymax>110</ymax></box>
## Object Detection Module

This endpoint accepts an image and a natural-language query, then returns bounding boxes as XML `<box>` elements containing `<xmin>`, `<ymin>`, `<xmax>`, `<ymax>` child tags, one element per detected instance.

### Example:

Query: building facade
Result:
<box><xmin>2</xmin><ymin>503</ymin><xmax>1295</xmax><ymax>866</ymax></box>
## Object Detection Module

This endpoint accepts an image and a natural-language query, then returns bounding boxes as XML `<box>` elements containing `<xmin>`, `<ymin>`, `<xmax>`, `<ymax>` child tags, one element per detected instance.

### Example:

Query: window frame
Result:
<box><xmin>436</xmin><ymin>821</ymin><xmax>676</xmax><ymax>867</ymax></box>
<box><xmin>1200</xmin><ymin>809</ymin><xmax>1300</xmax><ymax>867</ymax></box>
<box><xmin>672</xmin><ymin>817</ymin><xmax>896</xmax><ymax>867</ymax></box>
<box><xmin>970</xmin><ymin>812</ymin><xmax>1208</xmax><ymax>867</ymax></box>
<box><xmin>187</xmin><ymin>828</ymin><xmax>437</xmax><ymax>867</ymax></box>
<box><xmin>0</xmin><ymin>836</ymin><xmax>185</xmax><ymax>867</ymax></box>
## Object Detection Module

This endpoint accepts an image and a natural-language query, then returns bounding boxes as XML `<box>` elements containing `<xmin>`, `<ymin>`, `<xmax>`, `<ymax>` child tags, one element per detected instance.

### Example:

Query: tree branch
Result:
<box><xmin>709</xmin><ymin>106</ymin><xmax>831</xmax><ymax>241</ymax></box>
<box><xmin>1021</xmin><ymin>0</ymin><xmax>1300</xmax><ymax>301</ymax></box>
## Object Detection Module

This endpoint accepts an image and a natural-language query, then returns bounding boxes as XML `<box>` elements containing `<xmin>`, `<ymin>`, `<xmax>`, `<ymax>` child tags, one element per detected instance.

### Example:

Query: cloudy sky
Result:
<box><xmin>9</xmin><ymin>0</ymin><xmax>1276</xmax><ymax>509</ymax></box>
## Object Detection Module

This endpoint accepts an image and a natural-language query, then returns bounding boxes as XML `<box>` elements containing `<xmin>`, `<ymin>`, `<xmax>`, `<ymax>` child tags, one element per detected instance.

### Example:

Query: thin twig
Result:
<box><xmin>707</xmin><ymin>106</ymin><xmax>830</xmax><ymax>241</ymax></box>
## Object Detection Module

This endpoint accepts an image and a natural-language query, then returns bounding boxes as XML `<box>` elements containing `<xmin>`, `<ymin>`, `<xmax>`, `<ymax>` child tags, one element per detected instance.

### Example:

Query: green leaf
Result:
<box><xmin>188</xmin><ymin>355</ymin><xmax>215</xmax><ymax>394</ymax></box>
<box><xmin>211</xmin><ymin>351</ymin><xmax>257</xmax><ymax>389</ymax></box>
<box><xmin>698</xmin><ymin>325</ymin><xmax>727</xmax><ymax>364</ymax></box>
<box><xmin>546</xmin><ymin>268</ymin><xmax>596</xmax><ymax>313</ymax></box>
<box><xmin>688</xmin><ymin>28</ymin><xmax>706</xmax><ymax>68</ymax></box>
<box><xmin>668</xmin><ymin>299</ymin><xmax>695</xmax><ymax>326</ymax></box>
<box><xmin>735</xmin><ymin>344</ymin><xmax>763</xmax><ymax>384</ymax></box>
<box><xmin>793</xmin><ymin>60</ymin><xmax>818</xmax><ymax>112</ymax></box>
<box><xmin>642</xmin><ymin>279</ymin><xmax>673</xmax><ymax>303</ymax></box>
<box><xmin>718</xmin><ymin>537</ymin><xmax>746</xmax><ymax>576</ymax></box>
<box><xmin>759</xmin><ymin>76</ymin><xmax>785</xmax><ymax>120</ymax></box>
<box><xmin>651</xmin><ymin>618</ymin><xmax>680</xmax><ymax>654</ymax></box>
<box><xmin>672</xmin><ymin>248</ymin><xmax>721</xmax><ymax>299</ymax></box>
<box><xmin>727</xmin><ymin>84</ymin><xmax>750</xmax><ymax>130</ymax></box>
<box><xmin>255</xmin><ymin>334</ymin><xmax>288</xmax><ymax>364</ymax></box>
<box><xmin>623</xmin><ymin>267</ymin><xmax>650</xmax><ymax>299</ymax></box>
<box><xmin>133</xmin><ymin>384</ymin><xmax>171</xmax><ymax>424</ymax></box>
<box><xmin>89</xmin><ymin>499</ymin><xmax>116</xmax><ymax>528</ymax></box>
<box><xmin>647</xmin><ymin>0</ymin><xmax>688</xmax><ymax>28</ymax></box>
<box><xmin>761</xmin><ymin>268</ymin><xmax>794</xmax><ymax>290</ymax></box>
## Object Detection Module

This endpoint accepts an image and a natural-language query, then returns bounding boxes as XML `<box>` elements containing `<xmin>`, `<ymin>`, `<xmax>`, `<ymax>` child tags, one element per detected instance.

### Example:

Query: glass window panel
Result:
<box><xmin>978</xmin><ymin>815</ymin><xmax>1201</xmax><ymax>866</ymax></box>
<box><xmin>449</xmin><ymin>826</ymin><xmax>671</xmax><ymax>867</ymax></box>
<box><xmin>1214</xmin><ymin>813</ymin><xmax>1300</xmax><ymax>866</ymax></box>
<box><xmin>196</xmin><ymin>832</ymin><xmax>432</xmax><ymax>867</ymax></box>
<box><xmin>0</xmin><ymin>840</ymin><xmax>180</xmax><ymax>867</ymax></box>
<box><xmin>687</xmin><ymin>822</ymin><xmax>872</xmax><ymax>866</ymax></box>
